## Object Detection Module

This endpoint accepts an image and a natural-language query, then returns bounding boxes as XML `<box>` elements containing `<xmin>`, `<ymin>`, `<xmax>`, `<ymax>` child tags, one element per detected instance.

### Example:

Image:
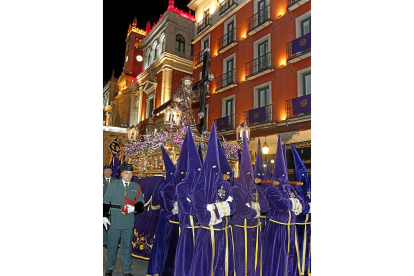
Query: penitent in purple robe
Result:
<box><xmin>160</xmin><ymin>133</ymin><xmax>190</xmax><ymax>276</ymax></box>
<box><xmin>262</xmin><ymin>136</ymin><xmax>304</xmax><ymax>276</ymax></box>
<box><xmin>232</xmin><ymin>131</ymin><xmax>269</xmax><ymax>276</ymax></box>
<box><xmin>174</xmin><ymin>125</ymin><xmax>203</xmax><ymax>276</ymax></box>
<box><xmin>146</xmin><ymin>146</ymin><xmax>175</xmax><ymax>276</ymax></box>
<box><xmin>291</xmin><ymin>143</ymin><xmax>311</xmax><ymax>276</ymax></box>
<box><xmin>189</xmin><ymin>122</ymin><xmax>236</xmax><ymax>276</ymax></box>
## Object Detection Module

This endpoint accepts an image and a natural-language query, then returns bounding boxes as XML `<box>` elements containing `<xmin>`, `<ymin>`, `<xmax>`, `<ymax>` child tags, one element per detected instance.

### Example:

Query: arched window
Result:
<box><xmin>176</xmin><ymin>35</ymin><xmax>185</xmax><ymax>53</ymax></box>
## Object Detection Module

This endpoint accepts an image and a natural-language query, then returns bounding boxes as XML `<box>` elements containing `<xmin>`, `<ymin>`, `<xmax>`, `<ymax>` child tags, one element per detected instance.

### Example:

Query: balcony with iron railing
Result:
<box><xmin>197</xmin><ymin>15</ymin><xmax>212</xmax><ymax>35</ymax></box>
<box><xmin>214</xmin><ymin>114</ymin><xmax>235</xmax><ymax>132</ymax></box>
<box><xmin>245</xmin><ymin>52</ymin><xmax>276</xmax><ymax>81</ymax></box>
<box><xmin>287</xmin><ymin>0</ymin><xmax>310</xmax><ymax>11</ymax></box>
<box><xmin>216</xmin><ymin>69</ymin><xmax>238</xmax><ymax>93</ymax></box>
<box><xmin>285</xmin><ymin>94</ymin><xmax>311</xmax><ymax>119</ymax></box>
<box><xmin>194</xmin><ymin>49</ymin><xmax>210</xmax><ymax>69</ymax></box>
<box><xmin>247</xmin><ymin>5</ymin><xmax>273</xmax><ymax>36</ymax></box>
<box><xmin>219</xmin><ymin>0</ymin><xmax>237</xmax><ymax>16</ymax></box>
<box><xmin>287</xmin><ymin>32</ymin><xmax>311</xmax><ymax>64</ymax></box>
<box><xmin>218</xmin><ymin>30</ymin><xmax>238</xmax><ymax>54</ymax></box>
<box><xmin>243</xmin><ymin>104</ymin><xmax>275</xmax><ymax>127</ymax></box>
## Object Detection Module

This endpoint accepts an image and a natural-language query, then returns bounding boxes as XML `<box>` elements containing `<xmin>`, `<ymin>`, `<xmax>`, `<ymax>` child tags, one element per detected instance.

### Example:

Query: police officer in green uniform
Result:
<box><xmin>103</xmin><ymin>165</ymin><xmax>117</xmax><ymax>248</ymax></box>
<box><xmin>103</xmin><ymin>164</ymin><xmax>145</xmax><ymax>276</ymax></box>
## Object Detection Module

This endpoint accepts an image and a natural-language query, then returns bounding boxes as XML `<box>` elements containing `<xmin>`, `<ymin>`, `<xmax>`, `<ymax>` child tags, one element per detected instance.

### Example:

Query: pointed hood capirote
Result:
<box><xmin>159</xmin><ymin>146</ymin><xmax>176</xmax><ymax>210</ymax></box>
<box><xmin>193</xmin><ymin>122</ymin><xmax>223</xmax><ymax>202</ymax></box>
<box><xmin>254</xmin><ymin>138</ymin><xmax>266</xmax><ymax>179</ymax></box>
<box><xmin>239</xmin><ymin>130</ymin><xmax>255</xmax><ymax>190</ymax></box>
<box><xmin>272</xmin><ymin>135</ymin><xmax>288</xmax><ymax>181</ymax></box>
<box><xmin>161</xmin><ymin>146</ymin><xmax>176</xmax><ymax>180</ymax></box>
<box><xmin>182</xmin><ymin>125</ymin><xmax>203</xmax><ymax>194</ymax></box>
<box><xmin>217</xmin><ymin>137</ymin><xmax>234</xmax><ymax>186</ymax></box>
<box><xmin>291</xmin><ymin>143</ymin><xmax>309</xmax><ymax>182</ymax></box>
<box><xmin>172</xmin><ymin>131</ymin><xmax>189</xmax><ymax>184</ymax></box>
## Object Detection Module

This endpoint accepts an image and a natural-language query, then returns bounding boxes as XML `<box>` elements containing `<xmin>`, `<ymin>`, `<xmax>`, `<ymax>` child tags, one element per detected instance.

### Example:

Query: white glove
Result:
<box><xmin>187</xmin><ymin>197</ymin><xmax>192</xmax><ymax>202</ymax></box>
<box><xmin>246</xmin><ymin>203</ymin><xmax>251</xmax><ymax>208</ymax></box>
<box><xmin>308</xmin><ymin>202</ymin><xmax>311</xmax><ymax>214</ymax></box>
<box><xmin>172</xmin><ymin>201</ymin><xmax>178</xmax><ymax>214</ymax></box>
<box><xmin>295</xmin><ymin>199</ymin><xmax>302</xmax><ymax>214</ymax></box>
<box><xmin>103</xmin><ymin>217</ymin><xmax>111</xmax><ymax>230</ymax></box>
<box><xmin>121</xmin><ymin>204</ymin><xmax>135</xmax><ymax>215</ymax></box>
<box><xmin>226</xmin><ymin>196</ymin><xmax>233</xmax><ymax>202</ymax></box>
<box><xmin>207</xmin><ymin>204</ymin><xmax>214</xmax><ymax>212</ymax></box>
<box><xmin>289</xmin><ymin>198</ymin><xmax>299</xmax><ymax>215</ymax></box>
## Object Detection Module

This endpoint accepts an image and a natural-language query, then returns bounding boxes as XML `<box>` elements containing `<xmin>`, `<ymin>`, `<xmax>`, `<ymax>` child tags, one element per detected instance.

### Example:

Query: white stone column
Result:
<box><xmin>161</xmin><ymin>65</ymin><xmax>173</xmax><ymax>105</ymax></box>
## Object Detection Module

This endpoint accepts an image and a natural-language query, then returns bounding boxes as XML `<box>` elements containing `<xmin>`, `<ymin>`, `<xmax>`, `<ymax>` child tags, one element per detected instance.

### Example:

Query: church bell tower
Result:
<box><xmin>124</xmin><ymin>17</ymin><xmax>146</xmax><ymax>77</ymax></box>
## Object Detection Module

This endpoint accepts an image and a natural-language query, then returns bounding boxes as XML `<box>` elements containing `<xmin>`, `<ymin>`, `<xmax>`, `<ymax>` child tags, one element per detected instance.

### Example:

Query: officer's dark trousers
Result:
<box><xmin>106</xmin><ymin>227</ymin><xmax>134</xmax><ymax>274</ymax></box>
<box><xmin>103</xmin><ymin>226</ymin><xmax>108</xmax><ymax>245</ymax></box>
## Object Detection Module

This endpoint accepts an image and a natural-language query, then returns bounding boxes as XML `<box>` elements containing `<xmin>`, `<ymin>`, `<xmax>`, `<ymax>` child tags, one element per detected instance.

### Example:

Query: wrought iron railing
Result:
<box><xmin>216</xmin><ymin>69</ymin><xmax>237</xmax><ymax>91</ymax></box>
<box><xmin>214</xmin><ymin>114</ymin><xmax>235</xmax><ymax>131</ymax></box>
<box><xmin>285</xmin><ymin>96</ymin><xmax>311</xmax><ymax>119</ymax></box>
<box><xmin>197</xmin><ymin>15</ymin><xmax>212</xmax><ymax>34</ymax></box>
<box><xmin>218</xmin><ymin>30</ymin><xmax>237</xmax><ymax>51</ymax></box>
<box><xmin>195</xmin><ymin>49</ymin><xmax>209</xmax><ymax>66</ymax></box>
<box><xmin>245</xmin><ymin>52</ymin><xmax>275</xmax><ymax>79</ymax></box>
<box><xmin>287</xmin><ymin>33</ymin><xmax>311</xmax><ymax>61</ymax></box>
<box><xmin>219</xmin><ymin>0</ymin><xmax>237</xmax><ymax>15</ymax></box>
<box><xmin>247</xmin><ymin>5</ymin><xmax>271</xmax><ymax>32</ymax></box>
<box><xmin>243</xmin><ymin>104</ymin><xmax>274</xmax><ymax>126</ymax></box>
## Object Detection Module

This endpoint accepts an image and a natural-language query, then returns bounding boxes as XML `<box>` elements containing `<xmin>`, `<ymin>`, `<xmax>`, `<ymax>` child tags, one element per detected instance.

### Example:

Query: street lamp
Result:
<box><xmin>262</xmin><ymin>136</ymin><xmax>269</xmax><ymax>154</ymax></box>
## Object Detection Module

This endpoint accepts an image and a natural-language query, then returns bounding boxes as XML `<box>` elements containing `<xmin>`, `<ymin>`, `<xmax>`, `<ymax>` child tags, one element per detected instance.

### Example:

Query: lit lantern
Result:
<box><xmin>164</xmin><ymin>106</ymin><xmax>182</xmax><ymax>128</ymax></box>
<box><xmin>126</xmin><ymin>125</ymin><xmax>139</xmax><ymax>141</ymax></box>
<box><xmin>237</xmin><ymin>124</ymin><xmax>250</xmax><ymax>142</ymax></box>
<box><xmin>262</xmin><ymin>136</ymin><xmax>270</xmax><ymax>155</ymax></box>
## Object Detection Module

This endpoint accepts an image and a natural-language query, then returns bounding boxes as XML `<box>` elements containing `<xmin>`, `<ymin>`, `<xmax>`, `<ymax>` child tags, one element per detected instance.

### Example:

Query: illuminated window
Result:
<box><xmin>176</xmin><ymin>35</ymin><xmax>185</xmax><ymax>53</ymax></box>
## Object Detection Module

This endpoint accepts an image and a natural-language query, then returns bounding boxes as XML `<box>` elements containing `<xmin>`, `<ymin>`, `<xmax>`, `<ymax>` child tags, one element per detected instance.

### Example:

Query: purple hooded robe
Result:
<box><xmin>189</xmin><ymin>123</ymin><xmax>236</xmax><ymax>276</ymax></box>
<box><xmin>232</xmin><ymin>131</ymin><xmax>269</xmax><ymax>276</ymax></box>
<box><xmin>262</xmin><ymin>136</ymin><xmax>304</xmax><ymax>276</ymax></box>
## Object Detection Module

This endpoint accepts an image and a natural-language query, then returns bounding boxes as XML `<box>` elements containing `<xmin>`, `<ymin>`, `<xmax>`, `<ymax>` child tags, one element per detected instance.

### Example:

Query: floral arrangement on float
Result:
<box><xmin>122</xmin><ymin>125</ymin><xmax>241</xmax><ymax>160</ymax></box>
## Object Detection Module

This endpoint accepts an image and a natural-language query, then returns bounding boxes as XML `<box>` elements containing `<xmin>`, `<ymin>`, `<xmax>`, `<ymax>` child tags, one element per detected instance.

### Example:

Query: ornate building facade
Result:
<box><xmin>103</xmin><ymin>1</ymin><xmax>196</xmax><ymax>164</ymax></box>
<box><xmin>134</xmin><ymin>0</ymin><xmax>196</xmax><ymax>133</ymax></box>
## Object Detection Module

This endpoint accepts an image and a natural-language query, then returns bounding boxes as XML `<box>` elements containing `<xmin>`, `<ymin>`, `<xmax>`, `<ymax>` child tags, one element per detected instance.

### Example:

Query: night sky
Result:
<box><xmin>103</xmin><ymin>0</ymin><xmax>193</xmax><ymax>84</ymax></box>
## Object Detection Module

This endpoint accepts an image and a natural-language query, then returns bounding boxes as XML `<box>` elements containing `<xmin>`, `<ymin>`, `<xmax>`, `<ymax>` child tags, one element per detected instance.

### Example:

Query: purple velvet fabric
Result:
<box><xmin>254</xmin><ymin>138</ymin><xmax>266</xmax><ymax>180</ymax></box>
<box><xmin>189</xmin><ymin>123</ymin><xmax>236</xmax><ymax>276</ymax></box>
<box><xmin>174</xmin><ymin>126</ymin><xmax>203</xmax><ymax>276</ymax></box>
<box><xmin>291</xmin><ymin>143</ymin><xmax>311</xmax><ymax>275</ymax></box>
<box><xmin>217</xmin><ymin>137</ymin><xmax>234</xmax><ymax>186</ymax></box>
<box><xmin>232</xmin><ymin>131</ymin><xmax>269</xmax><ymax>275</ymax></box>
<box><xmin>146</xmin><ymin>146</ymin><xmax>176</xmax><ymax>276</ymax></box>
<box><xmin>262</xmin><ymin>136</ymin><xmax>304</xmax><ymax>276</ymax></box>
<box><xmin>160</xmin><ymin>133</ymin><xmax>190</xmax><ymax>276</ymax></box>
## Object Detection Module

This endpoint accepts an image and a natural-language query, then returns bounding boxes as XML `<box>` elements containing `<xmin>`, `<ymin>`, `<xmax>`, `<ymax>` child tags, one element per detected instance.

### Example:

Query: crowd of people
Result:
<box><xmin>103</xmin><ymin>123</ymin><xmax>311</xmax><ymax>276</ymax></box>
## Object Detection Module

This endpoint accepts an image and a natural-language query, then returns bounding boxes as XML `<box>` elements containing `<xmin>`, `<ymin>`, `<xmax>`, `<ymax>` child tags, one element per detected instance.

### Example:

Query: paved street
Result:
<box><xmin>103</xmin><ymin>247</ymin><xmax>148</xmax><ymax>276</ymax></box>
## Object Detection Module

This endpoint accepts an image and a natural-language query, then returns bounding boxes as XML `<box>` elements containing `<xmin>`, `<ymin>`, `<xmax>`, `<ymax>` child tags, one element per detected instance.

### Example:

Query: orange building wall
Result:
<box><xmin>192</xmin><ymin>0</ymin><xmax>311</xmax><ymax>130</ymax></box>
